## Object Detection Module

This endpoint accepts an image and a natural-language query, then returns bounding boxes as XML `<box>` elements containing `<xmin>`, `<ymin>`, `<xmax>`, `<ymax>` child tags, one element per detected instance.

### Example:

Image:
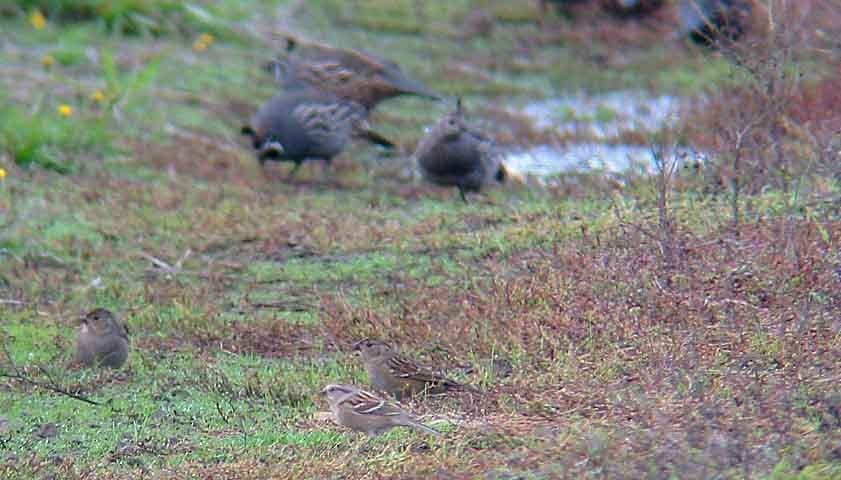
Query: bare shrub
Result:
<box><xmin>687</xmin><ymin>0</ymin><xmax>841</xmax><ymax>223</ymax></box>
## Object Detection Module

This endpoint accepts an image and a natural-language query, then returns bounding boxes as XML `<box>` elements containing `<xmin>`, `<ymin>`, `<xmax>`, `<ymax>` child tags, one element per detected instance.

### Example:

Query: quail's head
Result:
<box><xmin>240</xmin><ymin>125</ymin><xmax>285</xmax><ymax>163</ymax></box>
<box><xmin>435</xmin><ymin>98</ymin><xmax>469</xmax><ymax>140</ymax></box>
<box><xmin>353</xmin><ymin>339</ymin><xmax>393</xmax><ymax>363</ymax></box>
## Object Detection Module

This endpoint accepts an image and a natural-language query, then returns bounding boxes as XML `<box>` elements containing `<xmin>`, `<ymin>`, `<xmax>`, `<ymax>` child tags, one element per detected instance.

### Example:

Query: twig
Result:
<box><xmin>138</xmin><ymin>249</ymin><xmax>195</xmax><ymax>277</ymax></box>
<box><xmin>138</xmin><ymin>251</ymin><xmax>178</xmax><ymax>273</ymax></box>
<box><xmin>249</xmin><ymin>301</ymin><xmax>313</xmax><ymax>312</ymax></box>
<box><xmin>1</xmin><ymin>346</ymin><xmax>102</xmax><ymax>406</ymax></box>
<box><xmin>174</xmin><ymin>249</ymin><xmax>192</xmax><ymax>270</ymax></box>
<box><xmin>0</xmin><ymin>371</ymin><xmax>102</xmax><ymax>406</ymax></box>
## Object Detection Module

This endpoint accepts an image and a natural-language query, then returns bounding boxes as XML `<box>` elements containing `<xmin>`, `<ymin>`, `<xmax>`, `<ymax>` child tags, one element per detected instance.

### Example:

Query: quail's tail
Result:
<box><xmin>358</xmin><ymin>128</ymin><xmax>395</xmax><ymax>149</ymax></box>
<box><xmin>406</xmin><ymin>420</ymin><xmax>443</xmax><ymax>437</ymax></box>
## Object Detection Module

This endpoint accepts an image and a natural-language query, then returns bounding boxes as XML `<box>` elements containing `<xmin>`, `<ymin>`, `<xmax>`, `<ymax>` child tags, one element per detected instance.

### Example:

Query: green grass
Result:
<box><xmin>0</xmin><ymin>103</ymin><xmax>110</xmax><ymax>174</ymax></box>
<box><xmin>11</xmin><ymin>0</ymin><xmax>236</xmax><ymax>37</ymax></box>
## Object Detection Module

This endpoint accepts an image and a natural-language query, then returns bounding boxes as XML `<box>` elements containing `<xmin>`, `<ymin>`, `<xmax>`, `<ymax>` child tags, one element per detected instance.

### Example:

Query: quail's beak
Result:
<box><xmin>262</xmin><ymin>59</ymin><xmax>287</xmax><ymax>83</ymax></box>
<box><xmin>258</xmin><ymin>141</ymin><xmax>284</xmax><ymax>159</ymax></box>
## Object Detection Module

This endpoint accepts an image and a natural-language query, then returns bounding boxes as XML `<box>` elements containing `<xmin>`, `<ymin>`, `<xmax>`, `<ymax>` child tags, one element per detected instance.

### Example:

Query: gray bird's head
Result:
<box><xmin>81</xmin><ymin>308</ymin><xmax>127</xmax><ymax>338</ymax></box>
<box><xmin>353</xmin><ymin>339</ymin><xmax>394</xmax><ymax>362</ymax></box>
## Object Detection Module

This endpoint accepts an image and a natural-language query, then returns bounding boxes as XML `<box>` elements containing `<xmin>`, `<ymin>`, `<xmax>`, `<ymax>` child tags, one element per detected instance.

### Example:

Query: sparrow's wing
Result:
<box><xmin>387</xmin><ymin>355</ymin><xmax>461</xmax><ymax>387</ymax></box>
<box><xmin>341</xmin><ymin>390</ymin><xmax>403</xmax><ymax>417</ymax></box>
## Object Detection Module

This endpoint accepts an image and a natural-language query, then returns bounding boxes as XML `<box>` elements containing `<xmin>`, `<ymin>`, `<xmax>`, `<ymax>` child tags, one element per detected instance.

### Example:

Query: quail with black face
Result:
<box><xmin>241</xmin><ymin>89</ymin><xmax>394</xmax><ymax>176</ymax></box>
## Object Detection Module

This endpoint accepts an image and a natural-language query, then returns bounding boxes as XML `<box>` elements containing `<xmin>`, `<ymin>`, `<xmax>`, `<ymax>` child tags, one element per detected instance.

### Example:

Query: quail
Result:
<box><xmin>241</xmin><ymin>89</ymin><xmax>395</xmax><ymax>176</ymax></box>
<box><xmin>264</xmin><ymin>37</ymin><xmax>440</xmax><ymax>111</ymax></box>
<box><xmin>321</xmin><ymin>384</ymin><xmax>442</xmax><ymax>437</ymax></box>
<box><xmin>74</xmin><ymin>308</ymin><xmax>129</xmax><ymax>369</ymax></box>
<box><xmin>414</xmin><ymin>98</ymin><xmax>516</xmax><ymax>202</ymax></box>
<box><xmin>354</xmin><ymin>339</ymin><xmax>474</xmax><ymax>399</ymax></box>
<box><xmin>679</xmin><ymin>0</ymin><xmax>752</xmax><ymax>46</ymax></box>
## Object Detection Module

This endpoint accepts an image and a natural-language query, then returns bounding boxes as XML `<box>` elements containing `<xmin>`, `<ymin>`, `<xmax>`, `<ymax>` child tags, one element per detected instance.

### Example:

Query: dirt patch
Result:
<box><xmin>135</xmin><ymin>137</ymin><xmax>255</xmax><ymax>186</ymax></box>
<box><xmin>195</xmin><ymin>319</ymin><xmax>320</xmax><ymax>359</ymax></box>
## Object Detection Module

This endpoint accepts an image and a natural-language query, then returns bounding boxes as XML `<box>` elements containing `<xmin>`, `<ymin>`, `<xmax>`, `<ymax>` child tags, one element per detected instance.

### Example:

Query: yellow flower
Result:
<box><xmin>58</xmin><ymin>105</ymin><xmax>73</xmax><ymax>117</ymax></box>
<box><xmin>42</xmin><ymin>54</ymin><xmax>55</xmax><ymax>69</ymax></box>
<box><xmin>30</xmin><ymin>10</ymin><xmax>46</xmax><ymax>30</ymax></box>
<box><xmin>193</xmin><ymin>33</ymin><xmax>214</xmax><ymax>52</ymax></box>
<box><xmin>90</xmin><ymin>90</ymin><xmax>106</xmax><ymax>103</ymax></box>
<box><xmin>0</xmin><ymin>168</ymin><xmax>6</xmax><ymax>180</ymax></box>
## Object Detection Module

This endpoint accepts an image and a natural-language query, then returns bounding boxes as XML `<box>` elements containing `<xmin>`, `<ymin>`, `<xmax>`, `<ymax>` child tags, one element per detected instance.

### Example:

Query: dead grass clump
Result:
<box><xmin>316</xmin><ymin>214</ymin><xmax>840</xmax><ymax>473</ymax></box>
<box><xmin>538</xmin><ymin>0</ymin><xmax>675</xmax><ymax>49</ymax></box>
<box><xmin>195</xmin><ymin>319</ymin><xmax>318</xmax><ymax>360</ymax></box>
<box><xmin>137</xmin><ymin>138</ymin><xmax>252</xmax><ymax>186</ymax></box>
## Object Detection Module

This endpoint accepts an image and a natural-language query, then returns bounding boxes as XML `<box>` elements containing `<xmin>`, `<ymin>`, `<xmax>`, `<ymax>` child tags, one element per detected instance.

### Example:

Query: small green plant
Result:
<box><xmin>0</xmin><ymin>104</ymin><xmax>103</xmax><ymax>174</ymax></box>
<box><xmin>0</xmin><ymin>50</ymin><xmax>159</xmax><ymax>174</ymax></box>
<box><xmin>12</xmin><ymin>0</ymin><xmax>223</xmax><ymax>36</ymax></box>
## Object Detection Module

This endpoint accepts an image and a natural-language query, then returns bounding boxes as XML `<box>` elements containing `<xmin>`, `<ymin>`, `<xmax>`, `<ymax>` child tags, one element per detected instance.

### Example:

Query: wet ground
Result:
<box><xmin>505</xmin><ymin>90</ymin><xmax>703</xmax><ymax>176</ymax></box>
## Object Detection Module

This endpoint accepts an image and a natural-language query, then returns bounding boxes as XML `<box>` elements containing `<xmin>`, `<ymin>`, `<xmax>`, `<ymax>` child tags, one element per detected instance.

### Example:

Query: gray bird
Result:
<box><xmin>264</xmin><ymin>37</ymin><xmax>440</xmax><ymax>111</ymax></box>
<box><xmin>321</xmin><ymin>384</ymin><xmax>442</xmax><ymax>437</ymax></box>
<box><xmin>355</xmin><ymin>339</ymin><xmax>472</xmax><ymax>400</ymax></box>
<box><xmin>74</xmin><ymin>308</ymin><xmax>129</xmax><ymax>369</ymax></box>
<box><xmin>414</xmin><ymin>99</ymin><xmax>519</xmax><ymax>202</ymax></box>
<box><xmin>241</xmin><ymin>89</ymin><xmax>394</xmax><ymax>176</ymax></box>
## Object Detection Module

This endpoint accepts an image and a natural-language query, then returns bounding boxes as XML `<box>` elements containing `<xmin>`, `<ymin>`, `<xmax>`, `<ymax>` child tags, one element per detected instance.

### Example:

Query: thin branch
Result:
<box><xmin>1</xmin><ymin>347</ymin><xmax>102</xmax><ymax>406</ymax></box>
<box><xmin>0</xmin><ymin>371</ymin><xmax>102</xmax><ymax>406</ymax></box>
<box><xmin>138</xmin><ymin>251</ymin><xmax>178</xmax><ymax>273</ymax></box>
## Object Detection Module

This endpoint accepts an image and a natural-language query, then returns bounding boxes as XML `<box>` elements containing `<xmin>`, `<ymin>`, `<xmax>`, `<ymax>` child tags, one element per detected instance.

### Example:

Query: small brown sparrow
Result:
<box><xmin>74</xmin><ymin>308</ymin><xmax>130</xmax><ymax>369</ymax></box>
<box><xmin>321</xmin><ymin>384</ymin><xmax>441</xmax><ymax>437</ymax></box>
<box><xmin>354</xmin><ymin>339</ymin><xmax>474</xmax><ymax>399</ymax></box>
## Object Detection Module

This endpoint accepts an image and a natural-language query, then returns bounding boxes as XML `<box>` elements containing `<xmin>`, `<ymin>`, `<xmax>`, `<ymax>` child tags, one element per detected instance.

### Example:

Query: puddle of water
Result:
<box><xmin>507</xmin><ymin>91</ymin><xmax>698</xmax><ymax>176</ymax></box>
<box><xmin>522</xmin><ymin>91</ymin><xmax>683</xmax><ymax>140</ymax></box>
<box><xmin>505</xmin><ymin>143</ymin><xmax>704</xmax><ymax>177</ymax></box>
